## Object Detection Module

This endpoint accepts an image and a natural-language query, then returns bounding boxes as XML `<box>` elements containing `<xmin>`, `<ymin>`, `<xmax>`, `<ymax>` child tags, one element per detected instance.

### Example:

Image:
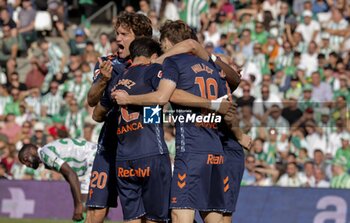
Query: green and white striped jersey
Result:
<box><xmin>38</xmin><ymin>138</ymin><xmax>96</xmax><ymax>177</ymax></box>
<box><xmin>327</xmin><ymin>19</ymin><xmax>348</xmax><ymax>51</ymax></box>
<box><xmin>41</xmin><ymin>92</ymin><xmax>63</xmax><ymax>116</ymax></box>
<box><xmin>59</xmin><ymin>80</ymin><xmax>90</xmax><ymax>107</ymax></box>
<box><xmin>179</xmin><ymin>0</ymin><xmax>208</xmax><ymax>30</ymax></box>
<box><xmin>331</xmin><ymin>173</ymin><xmax>350</xmax><ymax>189</ymax></box>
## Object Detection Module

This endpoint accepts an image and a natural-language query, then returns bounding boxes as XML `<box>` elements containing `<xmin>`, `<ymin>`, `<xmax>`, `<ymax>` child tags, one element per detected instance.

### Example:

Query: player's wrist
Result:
<box><xmin>210</xmin><ymin>54</ymin><xmax>217</xmax><ymax>62</ymax></box>
<box><xmin>100</xmin><ymin>75</ymin><xmax>110</xmax><ymax>83</ymax></box>
<box><xmin>210</xmin><ymin>95</ymin><xmax>229</xmax><ymax>112</ymax></box>
<box><xmin>209</xmin><ymin>100</ymin><xmax>220</xmax><ymax>112</ymax></box>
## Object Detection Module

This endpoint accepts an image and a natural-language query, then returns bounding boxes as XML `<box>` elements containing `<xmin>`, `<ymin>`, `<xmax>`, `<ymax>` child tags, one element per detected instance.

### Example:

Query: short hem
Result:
<box><xmin>124</xmin><ymin>212</ymin><xmax>146</xmax><ymax>221</ymax></box>
<box><xmin>170</xmin><ymin>207</ymin><xmax>226</xmax><ymax>213</ymax></box>
<box><xmin>86</xmin><ymin>204</ymin><xmax>117</xmax><ymax>208</ymax></box>
<box><xmin>144</xmin><ymin>216</ymin><xmax>170</xmax><ymax>222</ymax></box>
<box><xmin>169</xmin><ymin>207</ymin><xmax>195</xmax><ymax>210</ymax></box>
<box><xmin>223</xmin><ymin>210</ymin><xmax>234</xmax><ymax>214</ymax></box>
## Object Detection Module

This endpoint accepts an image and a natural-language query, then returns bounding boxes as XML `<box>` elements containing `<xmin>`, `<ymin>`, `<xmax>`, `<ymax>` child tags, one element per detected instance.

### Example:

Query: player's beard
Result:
<box><xmin>29</xmin><ymin>156</ymin><xmax>40</xmax><ymax>169</ymax></box>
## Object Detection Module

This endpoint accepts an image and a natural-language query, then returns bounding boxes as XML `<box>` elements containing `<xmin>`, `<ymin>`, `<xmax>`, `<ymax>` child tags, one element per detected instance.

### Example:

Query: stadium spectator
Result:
<box><xmin>17</xmin><ymin>0</ymin><xmax>36</xmax><ymax>47</ymax></box>
<box><xmin>0</xmin><ymin>7</ymin><xmax>17</xmax><ymax>37</ymax></box>
<box><xmin>252</xmin><ymin>165</ymin><xmax>273</xmax><ymax>186</ymax></box>
<box><xmin>313</xmin><ymin>149</ymin><xmax>327</xmax><ymax>172</ymax></box>
<box><xmin>64</xmin><ymin>98</ymin><xmax>85</xmax><ymax>138</ymax></box>
<box><xmin>237</xmin><ymin>83</ymin><xmax>255</xmax><ymax>108</ymax></box>
<box><xmin>277</xmin><ymin>162</ymin><xmax>307</xmax><ymax>187</ymax></box>
<box><xmin>25</xmin><ymin>56</ymin><xmax>48</xmax><ymax>89</ymax></box>
<box><xmin>242</xmin><ymin>154</ymin><xmax>256</xmax><ymax>185</ymax></box>
<box><xmin>94</xmin><ymin>32</ymin><xmax>111</xmax><ymax>56</ymax></box>
<box><xmin>159</xmin><ymin>0</ymin><xmax>179</xmax><ymax>22</ymax></box>
<box><xmin>30</xmin><ymin>122</ymin><xmax>47</xmax><ymax>147</ymax></box>
<box><xmin>0</xmin><ymin>24</ymin><xmax>18</xmax><ymax>76</ymax></box>
<box><xmin>1</xmin><ymin>113</ymin><xmax>21</xmax><ymax>144</ymax></box>
<box><xmin>314</xmin><ymin>168</ymin><xmax>330</xmax><ymax>188</ymax></box>
<box><xmin>302</xmin><ymin>161</ymin><xmax>315</xmax><ymax>187</ymax></box>
<box><xmin>310</xmin><ymin>71</ymin><xmax>333</xmax><ymax>102</ymax></box>
<box><xmin>37</xmin><ymin>38</ymin><xmax>67</xmax><ymax>92</ymax></box>
<box><xmin>281</xmin><ymin>96</ymin><xmax>303</xmax><ymax>126</ymax></box>
<box><xmin>6</xmin><ymin>72</ymin><xmax>27</xmax><ymax>91</ymax></box>
<box><xmin>335</xmin><ymin>133</ymin><xmax>350</xmax><ymax>170</ymax></box>
<box><xmin>41</xmin><ymin>81</ymin><xmax>63</xmax><ymax>117</ymax></box>
<box><xmin>331</xmin><ymin>157</ymin><xmax>350</xmax><ymax>189</ymax></box>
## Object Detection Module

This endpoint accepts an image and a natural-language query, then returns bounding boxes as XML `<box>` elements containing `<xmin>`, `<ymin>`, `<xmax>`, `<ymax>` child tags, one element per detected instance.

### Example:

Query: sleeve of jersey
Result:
<box><xmin>148</xmin><ymin>64</ymin><xmax>163</xmax><ymax>89</ymax></box>
<box><xmin>39</xmin><ymin>147</ymin><xmax>65</xmax><ymax>172</ymax></box>
<box><xmin>162</xmin><ymin>58</ymin><xmax>179</xmax><ymax>85</ymax></box>
<box><xmin>208</xmin><ymin>58</ymin><xmax>222</xmax><ymax>73</ymax></box>
<box><xmin>92</xmin><ymin>61</ymin><xmax>102</xmax><ymax>83</ymax></box>
<box><xmin>218</xmin><ymin>78</ymin><xmax>228</xmax><ymax>98</ymax></box>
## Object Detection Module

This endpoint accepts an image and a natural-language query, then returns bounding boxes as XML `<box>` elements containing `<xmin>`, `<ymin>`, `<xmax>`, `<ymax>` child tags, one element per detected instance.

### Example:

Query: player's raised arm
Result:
<box><xmin>60</xmin><ymin>163</ymin><xmax>84</xmax><ymax>221</ymax></box>
<box><xmin>87</xmin><ymin>58</ymin><xmax>113</xmax><ymax>107</ymax></box>
<box><xmin>112</xmin><ymin>78</ymin><xmax>177</xmax><ymax>106</ymax></box>
<box><xmin>154</xmin><ymin>39</ymin><xmax>209</xmax><ymax>64</ymax></box>
<box><xmin>214</xmin><ymin>55</ymin><xmax>242</xmax><ymax>91</ymax></box>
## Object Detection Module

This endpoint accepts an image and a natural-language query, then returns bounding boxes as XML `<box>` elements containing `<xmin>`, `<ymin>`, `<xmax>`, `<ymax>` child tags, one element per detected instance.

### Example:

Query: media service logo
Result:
<box><xmin>143</xmin><ymin>105</ymin><xmax>161</xmax><ymax>124</ymax></box>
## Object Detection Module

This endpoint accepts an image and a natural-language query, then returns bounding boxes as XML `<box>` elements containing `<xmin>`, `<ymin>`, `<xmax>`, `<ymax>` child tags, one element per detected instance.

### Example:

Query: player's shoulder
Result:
<box><xmin>146</xmin><ymin>63</ymin><xmax>162</xmax><ymax>72</ymax></box>
<box><xmin>164</xmin><ymin>53</ymin><xmax>189</xmax><ymax>63</ymax></box>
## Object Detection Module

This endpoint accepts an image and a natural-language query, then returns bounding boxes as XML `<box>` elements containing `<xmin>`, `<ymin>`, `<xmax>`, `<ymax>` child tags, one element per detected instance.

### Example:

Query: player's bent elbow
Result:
<box><xmin>87</xmin><ymin>95</ymin><xmax>98</xmax><ymax>107</ymax></box>
<box><xmin>92</xmin><ymin>112</ymin><xmax>104</xmax><ymax>123</ymax></box>
<box><xmin>187</xmin><ymin>39</ymin><xmax>199</xmax><ymax>52</ymax></box>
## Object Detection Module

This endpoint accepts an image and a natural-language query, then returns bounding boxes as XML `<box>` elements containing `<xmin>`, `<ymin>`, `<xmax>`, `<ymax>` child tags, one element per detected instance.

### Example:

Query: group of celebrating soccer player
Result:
<box><xmin>17</xmin><ymin>11</ymin><xmax>252</xmax><ymax>223</ymax></box>
<box><xmin>82</xmin><ymin>11</ymin><xmax>253</xmax><ymax>223</ymax></box>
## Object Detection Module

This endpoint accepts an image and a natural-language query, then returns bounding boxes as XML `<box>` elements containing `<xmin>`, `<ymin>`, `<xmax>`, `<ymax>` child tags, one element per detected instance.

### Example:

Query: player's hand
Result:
<box><xmin>232</xmin><ymin>63</ymin><xmax>243</xmax><ymax>78</ymax></box>
<box><xmin>223</xmin><ymin>106</ymin><xmax>238</xmax><ymax>126</ymax></box>
<box><xmin>111</xmin><ymin>90</ymin><xmax>129</xmax><ymax>105</ymax></box>
<box><xmin>217</xmin><ymin>99</ymin><xmax>233</xmax><ymax>115</ymax></box>
<box><xmin>72</xmin><ymin>203</ymin><xmax>84</xmax><ymax>221</ymax></box>
<box><xmin>238</xmin><ymin>134</ymin><xmax>253</xmax><ymax>151</ymax></box>
<box><xmin>98</xmin><ymin>57</ymin><xmax>112</xmax><ymax>82</ymax></box>
<box><xmin>210</xmin><ymin>94</ymin><xmax>233</xmax><ymax>114</ymax></box>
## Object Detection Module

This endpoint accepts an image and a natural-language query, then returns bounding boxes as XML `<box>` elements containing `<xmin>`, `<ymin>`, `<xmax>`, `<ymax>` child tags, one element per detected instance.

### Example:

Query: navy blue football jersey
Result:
<box><xmin>111</xmin><ymin>63</ymin><xmax>167</xmax><ymax>161</ymax></box>
<box><xmin>162</xmin><ymin>53</ymin><xmax>226</xmax><ymax>155</ymax></box>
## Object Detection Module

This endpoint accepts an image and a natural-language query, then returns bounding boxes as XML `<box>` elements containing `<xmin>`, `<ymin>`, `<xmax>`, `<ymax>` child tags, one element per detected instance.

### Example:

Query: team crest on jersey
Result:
<box><xmin>157</xmin><ymin>70</ymin><xmax>163</xmax><ymax>78</ymax></box>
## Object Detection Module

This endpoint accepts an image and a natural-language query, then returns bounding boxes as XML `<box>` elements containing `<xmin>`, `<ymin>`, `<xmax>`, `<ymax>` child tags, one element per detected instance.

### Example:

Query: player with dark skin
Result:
<box><xmin>18</xmin><ymin>145</ymin><xmax>85</xmax><ymax>222</ymax></box>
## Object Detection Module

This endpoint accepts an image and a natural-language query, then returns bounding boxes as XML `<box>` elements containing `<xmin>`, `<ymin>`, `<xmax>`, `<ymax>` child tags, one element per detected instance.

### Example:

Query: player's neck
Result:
<box><xmin>132</xmin><ymin>56</ymin><xmax>151</xmax><ymax>66</ymax></box>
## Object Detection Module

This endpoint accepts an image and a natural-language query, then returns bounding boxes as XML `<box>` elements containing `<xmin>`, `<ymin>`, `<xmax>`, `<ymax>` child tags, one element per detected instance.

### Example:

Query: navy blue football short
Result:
<box><xmin>223</xmin><ymin>142</ymin><xmax>245</xmax><ymax>213</ymax></box>
<box><xmin>86</xmin><ymin>146</ymin><xmax>118</xmax><ymax>208</ymax></box>
<box><xmin>170</xmin><ymin>152</ymin><xmax>226</xmax><ymax>212</ymax></box>
<box><xmin>116</xmin><ymin>154</ymin><xmax>171</xmax><ymax>221</ymax></box>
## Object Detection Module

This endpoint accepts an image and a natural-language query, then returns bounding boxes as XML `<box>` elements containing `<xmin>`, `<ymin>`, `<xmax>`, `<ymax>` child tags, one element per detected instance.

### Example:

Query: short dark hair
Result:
<box><xmin>317</xmin><ymin>53</ymin><xmax>325</xmax><ymax>59</ymax></box>
<box><xmin>160</xmin><ymin>20</ymin><xmax>194</xmax><ymax>44</ymax></box>
<box><xmin>288</xmin><ymin>152</ymin><xmax>296</xmax><ymax>159</ymax></box>
<box><xmin>115</xmin><ymin>12</ymin><xmax>152</xmax><ymax>38</ymax></box>
<box><xmin>37</xmin><ymin>38</ymin><xmax>48</xmax><ymax>47</ymax></box>
<box><xmin>18</xmin><ymin>144</ymin><xmax>37</xmax><ymax>163</ymax></box>
<box><xmin>294</xmin><ymin>52</ymin><xmax>301</xmax><ymax>58</ymax></box>
<box><xmin>129</xmin><ymin>37</ymin><xmax>162</xmax><ymax>60</ymax></box>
